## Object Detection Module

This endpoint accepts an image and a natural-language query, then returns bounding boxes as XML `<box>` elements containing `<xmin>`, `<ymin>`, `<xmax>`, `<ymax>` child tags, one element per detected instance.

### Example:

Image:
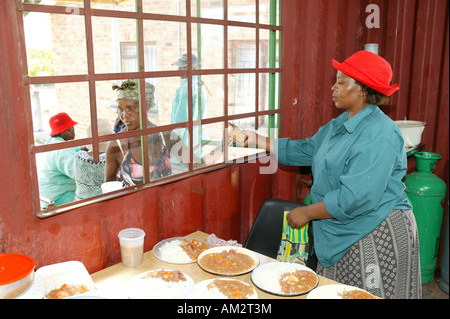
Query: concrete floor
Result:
<box><xmin>422</xmin><ymin>275</ymin><xmax>448</xmax><ymax>299</ymax></box>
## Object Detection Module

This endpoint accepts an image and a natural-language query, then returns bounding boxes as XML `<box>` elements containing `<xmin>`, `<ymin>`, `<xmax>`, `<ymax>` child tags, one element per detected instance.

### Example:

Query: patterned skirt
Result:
<box><xmin>316</xmin><ymin>209</ymin><xmax>422</xmax><ymax>299</ymax></box>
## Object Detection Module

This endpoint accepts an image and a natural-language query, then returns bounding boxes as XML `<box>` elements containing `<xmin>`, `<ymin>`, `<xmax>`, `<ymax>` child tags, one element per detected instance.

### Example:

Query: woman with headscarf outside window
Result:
<box><xmin>105</xmin><ymin>80</ymin><xmax>171</xmax><ymax>187</ymax></box>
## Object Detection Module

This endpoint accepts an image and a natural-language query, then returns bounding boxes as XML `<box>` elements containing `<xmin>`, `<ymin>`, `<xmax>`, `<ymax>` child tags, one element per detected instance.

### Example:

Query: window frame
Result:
<box><xmin>17</xmin><ymin>0</ymin><xmax>283</xmax><ymax>218</ymax></box>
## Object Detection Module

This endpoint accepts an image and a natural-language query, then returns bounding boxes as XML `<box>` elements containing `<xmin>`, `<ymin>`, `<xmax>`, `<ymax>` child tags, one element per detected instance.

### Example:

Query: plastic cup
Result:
<box><xmin>118</xmin><ymin>228</ymin><xmax>145</xmax><ymax>267</ymax></box>
<box><xmin>101</xmin><ymin>181</ymin><xmax>123</xmax><ymax>194</ymax></box>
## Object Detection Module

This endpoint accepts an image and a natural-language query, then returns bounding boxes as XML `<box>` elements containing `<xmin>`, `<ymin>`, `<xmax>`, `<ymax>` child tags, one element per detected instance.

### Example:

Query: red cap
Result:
<box><xmin>49</xmin><ymin>112</ymin><xmax>78</xmax><ymax>136</ymax></box>
<box><xmin>0</xmin><ymin>254</ymin><xmax>35</xmax><ymax>285</ymax></box>
<box><xmin>332</xmin><ymin>50</ymin><xmax>399</xmax><ymax>96</ymax></box>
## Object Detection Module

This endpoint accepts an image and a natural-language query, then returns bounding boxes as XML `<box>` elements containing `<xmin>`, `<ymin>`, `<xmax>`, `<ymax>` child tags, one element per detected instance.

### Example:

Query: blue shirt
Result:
<box><xmin>275</xmin><ymin>104</ymin><xmax>411</xmax><ymax>267</ymax></box>
<box><xmin>37</xmin><ymin>136</ymin><xmax>81</xmax><ymax>208</ymax></box>
<box><xmin>171</xmin><ymin>76</ymin><xmax>208</xmax><ymax>160</ymax></box>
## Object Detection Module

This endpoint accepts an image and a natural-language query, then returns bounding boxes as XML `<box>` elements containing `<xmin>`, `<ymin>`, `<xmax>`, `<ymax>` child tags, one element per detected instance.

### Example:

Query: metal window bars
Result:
<box><xmin>16</xmin><ymin>0</ymin><xmax>282</xmax><ymax>217</ymax></box>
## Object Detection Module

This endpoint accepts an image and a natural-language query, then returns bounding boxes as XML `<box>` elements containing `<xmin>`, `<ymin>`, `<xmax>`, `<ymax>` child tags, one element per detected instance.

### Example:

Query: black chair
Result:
<box><xmin>244</xmin><ymin>198</ymin><xmax>304</xmax><ymax>258</ymax></box>
<box><xmin>244</xmin><ymin>198</ymin><xmax>317</xmax><ymax>270</ymax></box>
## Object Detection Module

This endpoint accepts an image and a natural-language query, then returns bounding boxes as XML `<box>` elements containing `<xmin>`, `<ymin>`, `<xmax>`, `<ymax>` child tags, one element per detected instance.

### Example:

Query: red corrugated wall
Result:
<box><xmin>1</xmin><ymin>0</ymin><xmax>448</xmax><ymax>273</ymax></box>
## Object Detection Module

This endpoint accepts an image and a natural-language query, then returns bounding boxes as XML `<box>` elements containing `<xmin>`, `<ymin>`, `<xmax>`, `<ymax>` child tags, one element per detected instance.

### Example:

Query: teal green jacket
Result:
<box><xmin>38</xmin><ymin>136</ymin><xmax>81</xmax><ymax>208</ymax></box>
<box><xmin>275</xmin><ymin>104</ymin><xmax>411</xmax><ymax>267</ymax></box>
<box><xmin>171</xmin><ymin>76</ymin><xmax>207</xmax><ymax>160</ymax></box>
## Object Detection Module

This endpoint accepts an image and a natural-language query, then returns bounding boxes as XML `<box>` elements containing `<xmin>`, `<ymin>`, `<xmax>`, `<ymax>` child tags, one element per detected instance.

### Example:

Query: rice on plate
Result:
<box><xmin>191</xmin><ymin>278</ymin><xmax>258</xmax><ymax>299</ymax></box>
<box><xmin>251</xmin><ymin>262</ymin><xmax>318</xmax><ymax>296</ymax></box>
<box><xmin>126</xmin><ymin>269</ymin><xmax>194</xmax><ymax>299</ymax></box>
<box><xmin>153</xmin><ymin>237</ymin><xmax>209</xmax><ymax>264</ymax></box>
<box><xmin>159</xmin><ymin>240</ymin><xmax>192</xmax><ymax>263</ymax></box>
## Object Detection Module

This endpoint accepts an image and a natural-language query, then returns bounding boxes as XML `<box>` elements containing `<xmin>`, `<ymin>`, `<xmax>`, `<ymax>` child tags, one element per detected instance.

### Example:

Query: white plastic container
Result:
<box><xmin>118</xmin><ymin>228</ymin><xmax>146</xmax><ymax>267</ymax></box>
<box><xmin>395</xmin><ymin>120</ymin><xmax>426</xmax><ymax>148</ymax></box>
<box><xmin>0</xmin><ymin>254</ymin><xmax>35</xmax><ymax>299</ymax></box>
<box><xmin>101</xmin><ymin>181</ymin><xmax>123</xmax><ymax>193</ymax></box>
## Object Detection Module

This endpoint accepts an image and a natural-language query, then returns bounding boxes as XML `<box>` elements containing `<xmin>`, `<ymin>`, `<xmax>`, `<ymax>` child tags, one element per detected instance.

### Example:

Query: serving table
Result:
<box><xmin>90</xmin><ymin>231</ymin><xmax>341</xmax><ymax>299</ymax></box>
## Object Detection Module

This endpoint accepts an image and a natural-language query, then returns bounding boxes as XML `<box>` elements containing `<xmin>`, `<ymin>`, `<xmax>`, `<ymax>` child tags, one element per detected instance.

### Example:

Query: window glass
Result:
<box><xmin>227</xmin><ymin>117</ymin><xmax>265</xmax><ymax>163</ymax></box>
<box><xmin>115</xmin><ymin>132</ymin><xmax>173</xmax><ymax>184</ymax></box>
<box><xmin>22</xmin><ymin>0</ymin><xmax>84</xmax><ymax>8</ymax></box>
<box><xmin>228</xmin><ymin>0</ymin><xmax>256</xmax><ymax>23</ymax></box>
<box><xmin>147</xmin><ymin>76</ymin><xmax>183</xmax><ymax>126</ymax></box>
<box><xmin>259</xmin><ymin>72</ymin><xmax>280</xmax><ymax>111</ymax></box>
<box><xmin>95</xmin><ymin>80</ymin><xmax>125</xmax><ymax>133</ymax></box>
<box><xmin>32</xmin><ymin>82</ymin><xmax>90</xmax><ymax>146</ymax></box>
<box><xmin>200</xmin><ymin>122</ymin><xmax>225</xmax><ymax>167</ymax></box>
<box><xmin>23</xmin><ymin>0</ymin><xmax>135</xmax><ymax>11</ymax></box>
<box><xmin>24</xmin><ymin>12</ymin><xmax>87</xmax><ymax>76</ymax></box>
<box><xmin>228</xmin><ymin>27</ymin><xmax>256</xmax><ymax>69</ymax></box>
<box><xmin>34</xmin><ymin>82</ymin><xmax>90</xmax><ymax>211</ymax></box>
<box><xmin>259</xmin><ymin>0</ymin><xmax>271</xmax><ymax>25</ymax></box>
<box><xmin>143</xmin><ymin>0</ymin><xmax>186</xmax><ymax>16</ymax></box>
<box><xmin>92</xmin><ymin>17</ymin><xmax>138</xmax><ymax>74</ymax></box>
<box><xmin>143</xmin><ymin>20</ymin><xmax>187</xmax><ymax>72</ymax></box>
<box><xmin>91</xmin><ymin>0</ymin><xmax>136</xmax><ymax>11</ymax></box>
<box><xmin>191</xmin><ymin>0</ymin><xmax>224</xmax><ymax>20</ymax></box>
<box><xmin>191</xmin><ymin>23</ymin><xmax>224</xmax><ymax>70</ymax></box>
<box><xmin>21</xmin><ymin>0</ymin><xmax>281</xmax><ymax>215</ymax></box>
<box><xmin>258</xmin><ymin>114</ymin><xmax>279</xmax><ymax>138</ymax></box>
<box><xmin>259</xmin><ymin>0</ymin><xmax>280</xmax><ymax>26</ymax></box>
<box><xmin>228</xmin><ymin>73</ymin><xmax>256</xmax><ymax>115</ymax></box>
<box><xmin>197</xmin><ymin>74</ymin><xmax>225</xmax><ymax>119</ymax></box>
<box><xmin>259</xmin><ymin>29</ymin><xmax>270</xmax><ymax>68</ymax></box>
<box><xmin>259</xmin><ymin>72</ymin><xmax>269</xmax><ymax>111</ymax></box>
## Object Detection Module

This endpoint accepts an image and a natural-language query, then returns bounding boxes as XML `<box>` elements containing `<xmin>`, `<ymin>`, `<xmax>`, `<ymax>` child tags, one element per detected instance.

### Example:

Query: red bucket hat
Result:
<box><xmin>49</xmin><ymin>112</ymin><xmax>78</xmax><ymax>136</ymax></box>
<box><xmin>332</xmin><ymin>50</ymin><xmax>399</xmax><ymax>96</ymax></box>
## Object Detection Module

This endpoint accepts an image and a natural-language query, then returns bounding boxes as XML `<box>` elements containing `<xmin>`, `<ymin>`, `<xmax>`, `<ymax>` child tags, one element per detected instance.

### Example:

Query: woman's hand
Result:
<box><xmin>243</xmin><ymin>130</ymin><xmax>258</xmax><ymax>147</ymax></box>
<box><xmin>227</xmin><ymin>123</ymin><xmax>273</xmax><ymax>152</ymax></box>
<box><xmin>287</xmin><ymin>201</ymin><xmax>333</xmax><ymax>229</ymax></box>
<box><xmin>287</xmin><ymin>206</ymin><xmax>310</xmax><ymax>229</ymax></box>
<box><xmin>228</xmin><ymin>123</ymin><xmax>251</xmax><ymax>147</ymax></box>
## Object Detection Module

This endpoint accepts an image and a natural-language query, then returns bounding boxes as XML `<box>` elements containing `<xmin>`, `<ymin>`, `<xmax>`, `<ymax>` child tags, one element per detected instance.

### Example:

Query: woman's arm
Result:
<box><xmin>287</xmin><ymin>201</ymin><xmax>333</xmax><ymax>229</ymax></box>
<box><xmin>229</xmin><ymin>124</ymin><xmax>275</xmax><ymax>153</ymax></box>
<box><xmin>104</xmin><ymin>140</ymin><xmax>122</xmax><ymax>182</ymax></box>
<box><xmin>248</xmin><ymin>132</ymin><xmax>274</xmax><ymax>153</ymax></box>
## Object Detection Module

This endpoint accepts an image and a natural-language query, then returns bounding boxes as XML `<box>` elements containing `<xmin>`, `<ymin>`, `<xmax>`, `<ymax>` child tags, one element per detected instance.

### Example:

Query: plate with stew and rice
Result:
<box><xmin>251</xmin><ymin>262</ymin><xmax>319</xmax><ymax>296</ymax></box>
<box><xmin>37</xmin><ymin>261</ymin><xmax>98</xmax><ymax>299</ymax></box>
<box><xmin>126</xmin><ymin>269</ymin><xmax>195</xmax><ymax>299</ymax></box>
<box><xmin>306</xmin><ymin>284</ymin><xmax>377</xmax><ymax>299</ymax></box>
<box><xmin>191</xmin><ymin>278</ymin><xmax>258</xmax><ymax>299</ymax></box>
<box><xmin>197</xmin><ymin>246</ymin><xmax>259</xmax><ymax>276</ymax></box>
<box><xmin>153</xmin><ymin>237</ymin><xmax>210</xmax><ymax>264</ymax></box>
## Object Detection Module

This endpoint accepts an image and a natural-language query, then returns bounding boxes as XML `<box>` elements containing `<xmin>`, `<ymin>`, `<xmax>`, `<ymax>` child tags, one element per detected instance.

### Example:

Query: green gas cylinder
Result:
<box><xmin>303</xmin><ymin>193</ymin><xmax>312</xmax><ymax>205</ymax></box>
<box><xmin>404</xmin><ymin>152</ymin><xmax>447</xmax><ymax>284</ymax></box>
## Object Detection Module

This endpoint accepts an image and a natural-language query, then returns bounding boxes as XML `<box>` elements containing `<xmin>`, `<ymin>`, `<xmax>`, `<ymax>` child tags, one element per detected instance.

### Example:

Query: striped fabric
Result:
<box><xmin>277</xmin><ymin>211</ymin><xmax>310</xmax><ymax>264</ymax></box>
<box><xmin>316</xmin><ymin>209</ymin><xmax>422</xmax><ymax>299</ymax></box>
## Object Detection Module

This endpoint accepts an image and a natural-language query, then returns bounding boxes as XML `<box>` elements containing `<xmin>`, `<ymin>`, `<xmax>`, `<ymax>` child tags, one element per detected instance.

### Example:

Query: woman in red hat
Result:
<box><xmin>37</xmin><ymin>112</ymin><xmax>80</xmax><ymax>209</ymax></box>
<box><xmin>232</xmin><ymin>51</ymin><xmax>421</xmax><ymax>299</ymax></box>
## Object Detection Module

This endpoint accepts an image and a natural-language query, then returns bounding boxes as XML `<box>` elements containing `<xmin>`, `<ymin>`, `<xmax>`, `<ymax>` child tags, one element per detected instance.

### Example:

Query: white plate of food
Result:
<box><xmin>306</xmin><ymin>284</ymin><xmax>377</xmax><ymax>299</ymax></box>
<box><xmin>191</xmin><ymin>278</ymin><xmax>258</xmax><ymax>299</ymax></box>
<box><xmin>153</xmin><ymin>237</ymin><xmax>210</xmax><ymax>264</ymax></box>
<box><xmin>251</xmin><ymin>262</ymin><xmax>319</xmax><ymax>296</ymax></box>
<box><xmin>197</xmin><ymin>246</ymin><xmax>259</xmax><ymax>276</ymax></box>
<box><xmin>126</xmin><ymin>269</ymin><xmax>195</xmax><ymax>299</ymax></box>
<box><xmin>36</xmin><ymin>261</ymin><xmax>97</xmax><ymax>299</ymax></box>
